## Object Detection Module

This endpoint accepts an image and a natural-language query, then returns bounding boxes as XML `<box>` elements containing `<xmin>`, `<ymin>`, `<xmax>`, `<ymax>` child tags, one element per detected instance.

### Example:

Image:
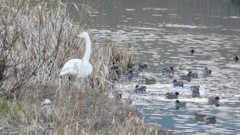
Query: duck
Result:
<box><xmin>127</xmin><ymin>60</ymin><xmax>135</xmax><ymax>69</ymax></box>
<box><xmin>208</xmin><ymin>96</ymin><xmax>220</xmax><ymax>106</ymax></box>
<box><xmin>110</xmin><ymin>65</ymin><xmax>121</xmax><ymax>80</ymax></box>
<box><xmin>165</xmin><ymin>92</ymin><xmax>179</xmax><ymax>99</ymax></box>
<box><xmin>111</xmin><ymin>65</ymin><xmax>118</xmax><ymax>70</ymax></box>
<box><xmin>134</xmin><ymin>85</ymin><xmax>147</xmax><ymax>93</ymax></box>
<box><xmin>233</xmin><ymin>54</ymin><xmax>239</xmax><ymax>62</ymax></box>
<box><xmin>204</xmin><ymin>116</ymin><xmax>217</xmax><ymax>124</ymax></box>
<box><xmin>194</xmin><ymin>113</ymin><xmax>206</xmax><ymax>122</ymax></box>
<box><xmin>115</xmin><ymin>91</ymin><xmax>122</xmax><ymax>100</ymax></box>
<box><xmin>113</xmin><ymin>69</ymin><xmax>121</xmax><ymax>80</ymax></box>
<box><xmin>173</xmin><ymin>79</ymin><xmax>184</xmax><ymax>87</ymax></box>
<box><xmin>191</xmin><ymin>86</ymin><xmax>200</xmax><ymax>98</ymax></box>
<box><xmin>125</xmin><ymin>98</ymin><xmax>133</xmax><ymax>105</ymax></box>
<box><xmin>192</xmin><ymin>90</ymin><xmax>200</xmax><ymax>98</ymax></box>
<box><xmin>162</xmin><ymin>67</ymin><xmax>174</xmax><ymax>74</ymax></box>
<box><xmin>180</xmin><ymin>73</ymin><xmax>191</xmax><ymax>82</ymax></box>
<box><xmin>145</xmin><ymin>77</ymin><xmax>156</xmax><ymax>84</ymax></box>
<box><xmin>190</xmin><ymin>85</ymin><xmax>200</xmax><ymax>91</ymax></box>
<box><xmin>139</xmin><ymin>63</ymin><xmax>148</xmax><ymax>71</ymax></box>
<box><xmin>204</xmin><ymin>67</ymin><xmax>211</xmax><ymax>76</ymax></box>
<box><xmin>175</xmin><ymin>100</ymin><xmax>186</xmax><ymax>109</ymax></box>
<box><xmin>189</xmin><ymin>47</ymin><xmax>195</xmax><ymax>55</ymax></box>
<box><xmin>127</xmin><ymin>70</ymin><xmax>139</xmax><ymax>80</ymax></box>
<box><xmin>42</xmin><ymin>99</ymin><xmax>52</xmax><ymax>106</ymax></box>
<box><xmin>188</xmin><ymin>71</ymin><xmax>198</xmax><ymax>78</ymax></box>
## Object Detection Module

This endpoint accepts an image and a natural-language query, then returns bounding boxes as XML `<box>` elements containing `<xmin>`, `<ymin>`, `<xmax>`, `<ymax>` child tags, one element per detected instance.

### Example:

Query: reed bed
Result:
<box><xmin>0</xmin><ymin>0</ymin><xmax>174</xmax><ymax>134</ymax></box>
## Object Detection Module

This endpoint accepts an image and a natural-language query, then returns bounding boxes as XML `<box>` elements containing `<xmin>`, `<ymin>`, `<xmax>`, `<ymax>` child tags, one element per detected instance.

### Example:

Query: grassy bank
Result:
<box><xmin>0</xmin><ymin>0</ymin><xmax>174</xmax><ymax>134</ymax></box>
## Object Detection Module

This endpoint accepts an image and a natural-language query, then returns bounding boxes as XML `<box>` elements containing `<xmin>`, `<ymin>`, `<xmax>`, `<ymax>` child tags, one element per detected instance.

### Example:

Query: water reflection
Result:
<box><xmin>40</xmin><ymin>0</ymin><xmax>240</xmax><ymax>134</ymax></box>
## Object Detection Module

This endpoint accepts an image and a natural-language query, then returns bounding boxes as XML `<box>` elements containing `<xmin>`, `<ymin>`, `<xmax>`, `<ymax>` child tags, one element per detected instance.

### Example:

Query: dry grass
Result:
<box><xmin>0</xmin><ymin>0</ymin><xmax>174</xmax><ymax>134</ymax></box>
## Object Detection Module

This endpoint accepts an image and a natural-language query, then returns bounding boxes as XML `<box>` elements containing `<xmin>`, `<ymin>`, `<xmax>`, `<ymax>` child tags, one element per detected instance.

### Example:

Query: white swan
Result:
<box><xmin>59</xmin><ymin>32</ymin><xmax>93</xmax><ymax>87</ymax></box>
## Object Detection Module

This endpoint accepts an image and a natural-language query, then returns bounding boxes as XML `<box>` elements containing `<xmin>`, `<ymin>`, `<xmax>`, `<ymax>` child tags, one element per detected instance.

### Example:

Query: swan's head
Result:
<box><xmin>76</xmin><ymin>32</ymin><xmax>89</xmax><ymax>39</ymax></box>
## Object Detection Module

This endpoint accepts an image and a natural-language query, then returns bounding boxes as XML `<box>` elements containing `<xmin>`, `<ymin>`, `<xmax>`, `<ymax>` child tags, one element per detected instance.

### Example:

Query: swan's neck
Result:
<box><xmin>83</xmin><ymin>35</ymin><xmax>91</xmax><ymax>61</ymax></box>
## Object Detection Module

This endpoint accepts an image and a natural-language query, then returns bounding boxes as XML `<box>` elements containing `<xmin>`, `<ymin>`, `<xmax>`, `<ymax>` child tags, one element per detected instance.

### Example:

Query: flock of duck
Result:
<box><xmin>111</xmin><ymin>47</ymin><xmax>239</xmax><ymax>125</ymax></box>
<box><xmin>49</xmin><ymin>32</ymin><xmax>239</xmax><ymax>126</ymax></box>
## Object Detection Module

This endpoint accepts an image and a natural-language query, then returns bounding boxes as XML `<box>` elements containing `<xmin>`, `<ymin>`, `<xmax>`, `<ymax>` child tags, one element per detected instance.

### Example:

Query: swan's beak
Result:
<box><xmin>75</xmin><ymin>34</ymin><xmax>81</xmax><ymax>38</ymax></box>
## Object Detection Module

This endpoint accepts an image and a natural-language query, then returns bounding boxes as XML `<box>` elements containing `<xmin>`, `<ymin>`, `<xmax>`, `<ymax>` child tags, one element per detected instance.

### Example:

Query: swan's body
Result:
<box><xmin>60</xmin><ymin>58</ymin><xmax>92</xmax><ymax>78</ymax></box>
<box><xmin>59</xmin><ymin>32</ymin><xmax>92</xmax><ymax>86</ymax></box>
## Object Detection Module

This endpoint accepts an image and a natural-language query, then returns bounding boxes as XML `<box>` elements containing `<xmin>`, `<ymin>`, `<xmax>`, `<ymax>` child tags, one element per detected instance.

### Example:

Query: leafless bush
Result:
<box><xmin>0</xmin><ymin>0</ymin><xmax>81</xmax><ymax>97</ymax></box>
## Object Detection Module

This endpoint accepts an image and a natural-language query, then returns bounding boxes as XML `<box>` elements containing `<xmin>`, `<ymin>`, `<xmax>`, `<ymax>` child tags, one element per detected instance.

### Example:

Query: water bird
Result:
<box><xmin>165</xmin><ymin>92</ymin><xmax>179</xmax><ymax>99</ymax></box>
<box><xmin>42</xmin><ymin>99</ymin><xmax>52</xmax><ymax>106</ymax></box>
<box><xmin>204</xmin><ymin>116</ymin><xmax>216</xmax><ymax>124</ymax></box>
<box><xmin>190</xmin><ymin>85</ymin><xmax>200</xmax><ymax>91</ymax></box>
<box><xmin>191</xmin><ymin>85</ymin><xmax>200</xmax><ymax>98</ymax></box>
<box><xmin>192</xmin><ymin>90</ymin><xmax>200</xmax><ymax>98</ymax></box>
<box><xmin>134</xmin><ymin>85</ymin><xmax>147</xmax><ymax>93</ymax></box>
<box><xmin>125</xmin><ymin>98</ymin><xmax>133</xmax><ymax>105</ymax></box>
<box><xmin>162</xmin><ymin>67</ymin><xmax>174</xmax><ymax>74</ymax></box>
<box><xmin>127</xmin><ymin>61</ymin><xmax>135</xmax><ymax>69</ymax></box>
<box><xmin>180</xmin><ymin>74</ymin><xmax>191</xmax><ymax>82</ymax></box>
<box><xmin>139</xmin><ymin>64</ymin><xmax>148</xmax><ymax>71</ymax></box>
<box><xmin>145</xmin><ymin>77</ymin><xmax>156</xmax><ymax>84</ymax></box>
<box><xmin>173</xmin><ymin>79</ymin><xmax>184</xmax><ymax>87</ymax></box>
<box><xmin>111</xmin><ymin>65</ymin><xmax>119</xmax><ymax>70</ymax></box>
<box><xmin>189</xmin><ymin>47</ymin><xmax>195</xmax><ymax>55</ymax></box>
<box><xmin>194</xmin><ymin>113</ymin><xmax>206</xmax><ymax>122</ymax></box>
<box><xmin>115</xmin><ymin>92</ymin><xmax>122</xmax><ymax>100</ymax></box>
<box><xmin>233</xmin><ymin>54</ymin><xmax>239</xmax><ymax>62</ymax></box>
<box><xmin>59</xmin><ymin>32</ymin><xmax>92</xmax><ymax>86</ymax></box>
<box><xmin>127</xmin><ymin>70</ymin><xmax>139</xmax><ymax>79</ymax></box>
<box><xmin>111</xmin><ymin>65</ymin><xmax>121</xmax><ymax>80</ymax></box>
<box><xmin>188</xmin><ymin>71</ymin><xmax>198</xmax><ymax>78</ymax></box>
<box><xmin>203</xmin><ymin>67</ymin><xmax>211</xmax><ymax>76</ymax></box>
<box><xmin>208</xmin><ymin>96</ymin><xmax>220</xmax><ymax>106</ymax></box>
<box><xmin>175</xmin><ymin>100</ymin><xmax>186</xmax><ymax>109</ymax></box>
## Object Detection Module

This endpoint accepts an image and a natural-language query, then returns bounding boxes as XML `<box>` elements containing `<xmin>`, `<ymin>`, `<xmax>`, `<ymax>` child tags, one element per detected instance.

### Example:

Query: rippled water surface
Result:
<box><xmin>70</xmin><ymin>0</ymin><xmax>240</xmax><ymax>134</ymax></box>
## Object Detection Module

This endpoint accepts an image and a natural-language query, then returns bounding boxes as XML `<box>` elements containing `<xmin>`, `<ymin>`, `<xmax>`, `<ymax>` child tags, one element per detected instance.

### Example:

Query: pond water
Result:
<box><xmin>55</xmin><ymin>0</ymin><xmax>240</xmax><ymax>134</ymax></box>
<box><xmin>85</xmin><ymin>0</ymin><xmax>240</xmax><ymax>135</ymax></box>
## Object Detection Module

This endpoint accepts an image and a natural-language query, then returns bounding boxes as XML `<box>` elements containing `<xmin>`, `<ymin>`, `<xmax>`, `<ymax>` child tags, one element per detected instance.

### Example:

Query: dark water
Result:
<box><xmin>55</xmin><ymin>0</ymin><xmax>240</xmax><ymax>134</ymax></box>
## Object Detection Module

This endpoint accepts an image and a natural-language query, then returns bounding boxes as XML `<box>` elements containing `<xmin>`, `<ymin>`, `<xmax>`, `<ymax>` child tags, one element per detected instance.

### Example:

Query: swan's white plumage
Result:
<box><xmin>59</xmin><ymin>32</ymin><xmax>93</xmax><ymax>79</ymax></box>
<box><xmin>60</xmin><ymin>58</ymin><xmax>92</xmax><ymax>78</ymax></box>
